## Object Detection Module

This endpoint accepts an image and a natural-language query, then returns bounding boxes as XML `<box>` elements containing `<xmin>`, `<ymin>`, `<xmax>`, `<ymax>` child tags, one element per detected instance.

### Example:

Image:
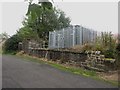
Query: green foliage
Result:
<box><xmin>116</xmin><ymin>43</ymin><xmax>120</xmax><ymax>52</ymax></box>
<box><xmin>116</xmin><ymin>43</ymin><xmax>120</xmax><ymax>61</ymax></box>
<box><xmin>103</xmin><ymin>49</ymin><xmax>115</xmax><ymax>58</ymax></box>
<box><xmin>0</xmin><ymin>32</ymin><xmax>9</xmax><ymax>41</ymax></box>
<box><xmin>94</xmin><ymin>32</ymin><xmax>117</xmax><ymax>58</ymax></box>
<box><xmin>17</xmin><ymin>26</ymin><xmax>39</xmax><ymax>40</ymax></box>
<box><xmin>93</xmin><ymin>44</ymin><xmax>104</xmax><ymax>51</ymax></box>
<box><xmin>101</xmin><ymin>32</ymin><xmax>116</xmax><ymax>49</ymax></box>
<box><xmin>3</xmin><ymin>34</ymin><xmax>22</xmax><ymax>53</ymax></box>
<box><xmin>3</xmin><ymin>0</ymin><xmax>70</xmax><ymax>52</ymax></box>
<box><xmin>25</xmin><ymin>1</ymin><xmax>71</xmax><ymax>41</ymax></box>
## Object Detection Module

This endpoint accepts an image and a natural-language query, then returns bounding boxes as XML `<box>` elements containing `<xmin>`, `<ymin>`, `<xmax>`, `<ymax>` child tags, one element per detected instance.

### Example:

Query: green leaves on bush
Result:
<box><xmin>116</xmin><ymin>43</ymin><xmax>120</xmax><ymax>52</ymax></box>
<box><xmin>103</xmin><ymin>49</ymin><xmax>115</xmax><ymax>58</ymax></box>
<box><xmin>3</xmin><ymin>35</ymin><xmax>22</xmax><ymax>53</ymax></box>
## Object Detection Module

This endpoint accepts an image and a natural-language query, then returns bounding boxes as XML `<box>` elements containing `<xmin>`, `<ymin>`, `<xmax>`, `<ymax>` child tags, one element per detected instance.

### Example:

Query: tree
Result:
<box><xmin>0</xmin><ymin>32</ymin><xmax>9</xmax><ymax>42</ymax></box>
<box><xmin>17</xmin><ymin>26</ymin><xmax>39</xmax><ymax>41</ymax></box>
<box><xmin>24</xmin><ymin>0</ymin><xmax>71</xmax><ymax>45</ymax></box>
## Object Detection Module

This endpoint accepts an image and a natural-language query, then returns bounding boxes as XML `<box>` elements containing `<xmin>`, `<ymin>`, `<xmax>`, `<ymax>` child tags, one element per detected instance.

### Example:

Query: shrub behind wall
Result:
<box><xmin>3</xmin><ymin>34</ymin><xmax>22</xmax><ymax>53</ymax></box>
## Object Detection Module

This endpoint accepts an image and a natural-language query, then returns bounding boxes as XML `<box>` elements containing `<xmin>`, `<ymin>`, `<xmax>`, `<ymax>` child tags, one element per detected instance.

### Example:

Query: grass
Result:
<box><xmin>0</xmin><ymin>50</ymin><xmax>2</xmax><ymax>54</ymax></box>
<box><xmin>104</xmin><ymin>58</ymin><xmax>115</xmax><ymax>61</ymax></box>
<box><xmin>16</xmin><ymin>53</ymin><xmax>96</xmax><ymax>76</ymax></box>
<box><xmin>15</xmin><ymin>53</ymin><xmax>119</xmax><ymax>87</ymax></box>
<box><xmin>2</xmin><ymin>50</ymin><xmax>18</xmax><ymax>55</ymax></box>
<box><xmin>0</xmin><ymin>47</ymin><xmax>2</xmax><ymax>54</ymax></box>
<box><xmin>49</xmin><ymin>62</ymin><xmax>96</xmax><ymax>77</ymax></box>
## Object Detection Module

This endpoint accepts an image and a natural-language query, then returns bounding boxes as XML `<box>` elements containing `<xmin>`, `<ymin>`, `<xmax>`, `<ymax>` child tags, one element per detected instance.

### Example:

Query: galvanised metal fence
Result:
<box><xmin>49</xmin><ymin>25</ymin><xmax>97</xmax><ymax>49</ymax></box>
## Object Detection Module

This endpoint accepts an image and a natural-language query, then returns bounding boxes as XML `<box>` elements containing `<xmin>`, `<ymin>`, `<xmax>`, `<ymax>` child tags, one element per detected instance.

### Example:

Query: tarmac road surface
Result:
<box><xmin>2</xmin><ymin>55</ymin><xmax>118</xmax><ymax>88</ymax></box>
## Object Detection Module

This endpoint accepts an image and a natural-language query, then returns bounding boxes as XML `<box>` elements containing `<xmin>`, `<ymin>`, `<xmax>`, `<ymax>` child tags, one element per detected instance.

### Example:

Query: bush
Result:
<box><xmin>3</xmin><ymin>34</ymin><xmax>22</xmax><ymax>53</ymax></box>
<box><xmin>93</xmin><ymin>44</ymin><xmax>105</xmax><ymax>51</ymax></box>
<box><xmin>116</xmin><ymin>43</ymin><xmax>120</xmax><ymax>52</ymax></box>
<box><xmin>103</xmin><ymin>49</ymin><xmax>115</xmax><ymax>58</ymax></box>
<box><xmin>82</xmin><ymin>44</ymin><xmax>93</xmax><ymax>52</ymax></box>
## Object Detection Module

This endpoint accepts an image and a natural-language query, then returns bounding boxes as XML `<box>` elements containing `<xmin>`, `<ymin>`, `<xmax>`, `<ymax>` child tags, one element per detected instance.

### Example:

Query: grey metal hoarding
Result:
<box><xmin>49</xmin><ymin>25</ymin><xmax>97</xmax><ymax>49</ymax></box>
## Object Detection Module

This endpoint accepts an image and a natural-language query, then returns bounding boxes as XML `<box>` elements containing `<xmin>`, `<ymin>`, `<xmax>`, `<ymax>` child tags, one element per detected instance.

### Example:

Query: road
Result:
<box><xmin>2</xmin><ymin>55</ymin><xmax>118</xmax><ymax>88</ymax></box>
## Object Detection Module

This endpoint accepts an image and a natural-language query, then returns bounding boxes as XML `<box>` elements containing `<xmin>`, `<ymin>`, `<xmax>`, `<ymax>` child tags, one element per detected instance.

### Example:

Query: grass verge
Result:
<box><xmin>16</xmin><ymin>53</ymin><xmax>119</xmax><ymax>87</ymax></box>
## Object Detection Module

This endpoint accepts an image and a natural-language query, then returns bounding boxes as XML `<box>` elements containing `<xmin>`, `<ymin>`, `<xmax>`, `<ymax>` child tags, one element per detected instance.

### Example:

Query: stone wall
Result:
<box><xmin>27</xmin><ymin>48</ymin><xmax>87</xmax><ymax>65</ymax></box>
<box><xmin>23</xmin><ymin>48</ymin><xmax>117</xmax><ymax>71</ymax></box>
<box><xmin>19</xmin><ymin>40</ymin><xmax>117</xmax><ymax>72</ymax></box>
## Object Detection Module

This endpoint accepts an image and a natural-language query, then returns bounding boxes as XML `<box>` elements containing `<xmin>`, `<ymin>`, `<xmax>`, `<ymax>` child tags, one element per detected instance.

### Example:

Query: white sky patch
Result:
<box><xmin>0</xmin><ymin>3</ymin><xmax>2</xmax><ymax>90</ymax></box>
<box><xmin>54</xmin><ymin>2</ymin><xmax>118</xmax><ymax>34</ymax></box>
<box><xmin>1</xmin><ymin>1</ymin><xmax>118</xmax><ymax>36</ymax></box>
<box><xmin>0</xmin><ymin>0</ymin><xmax>119</xmax><ymax>2</ymax></box>
<box><xmin>2</xmin><ymin>2</ymin><xmax>28</xmax><ymax>36</ymax></box>
<box><xmin>0</xmin><ymin>3</ymin><xmax>2</xmax><ymax>34</ymax></box>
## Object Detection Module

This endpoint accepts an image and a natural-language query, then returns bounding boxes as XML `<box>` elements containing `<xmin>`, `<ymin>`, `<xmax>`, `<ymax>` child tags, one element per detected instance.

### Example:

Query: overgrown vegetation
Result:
<box><xmin>20</xmin><ymin>0</ymin><xmax>70</xmax><ymax>45</ymax></box>
<box><xmin>94</xmin><ymin>32</ymin><xmax>117</xmax><ymax>59</ymax></box>
<box><xmin>72</xmin><ymin>32</ymin><xmax>117</xmax><ymax>59</ymax></box>
<box><xmin>3</xmin><ymin>0</ymin><xmax>71</xmax><ymax>53</ymax></box>
<box><xmin>0</xmin><ymin>32</ymin><xmax>9</xmax><ymax>42</ymax></box>
<box><xmin>2</xmin><ymin>34</ymin><xmax>22</xmax><ymax>54</ymax></box>
<box><xmin>115</xmin><ymin>43</ymin><xmax>120</xmax><ymax>69</ymax></box>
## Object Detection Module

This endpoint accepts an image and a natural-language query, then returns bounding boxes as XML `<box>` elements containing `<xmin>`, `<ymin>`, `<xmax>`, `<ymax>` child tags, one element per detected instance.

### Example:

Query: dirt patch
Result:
<box><xmin>97</xmin><ymin>71</ymin><xmax>118</xmax><ymax>81</ymax></box>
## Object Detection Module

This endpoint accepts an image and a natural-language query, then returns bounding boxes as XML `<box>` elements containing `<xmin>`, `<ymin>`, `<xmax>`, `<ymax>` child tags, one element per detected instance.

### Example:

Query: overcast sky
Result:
<box><xmin>1</xmin><ymin>1</ymin><xmax>118</xmax><ymax>36</ymax></box>
<box><xmin>0</xmin><ymin>3</ymin><xmax>1</xmax><ymax>35</ymax></box>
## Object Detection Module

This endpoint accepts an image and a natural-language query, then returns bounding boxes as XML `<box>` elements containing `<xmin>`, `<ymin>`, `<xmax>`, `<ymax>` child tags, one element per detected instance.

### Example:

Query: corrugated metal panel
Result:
<box><xmin>48</xmin><ymin>25</ymin><xmax>97</xmax><ymax>49</ymax></box>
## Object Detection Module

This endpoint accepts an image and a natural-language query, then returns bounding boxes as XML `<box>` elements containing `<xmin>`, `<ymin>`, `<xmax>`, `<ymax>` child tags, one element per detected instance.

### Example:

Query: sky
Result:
<box><xmin>1</xmin><ymin>2</ymin><xmax>28</xmax><ymax>36</ymax></box>
<box><xmin>0</xmin><ymin>1</ymin><xmax>118</xmax><ymax>36</ymax></box>
<box><xmin>0</xmin><ymin>4</ymin><xmax>1</xmax><ymax>36</ymax></box>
